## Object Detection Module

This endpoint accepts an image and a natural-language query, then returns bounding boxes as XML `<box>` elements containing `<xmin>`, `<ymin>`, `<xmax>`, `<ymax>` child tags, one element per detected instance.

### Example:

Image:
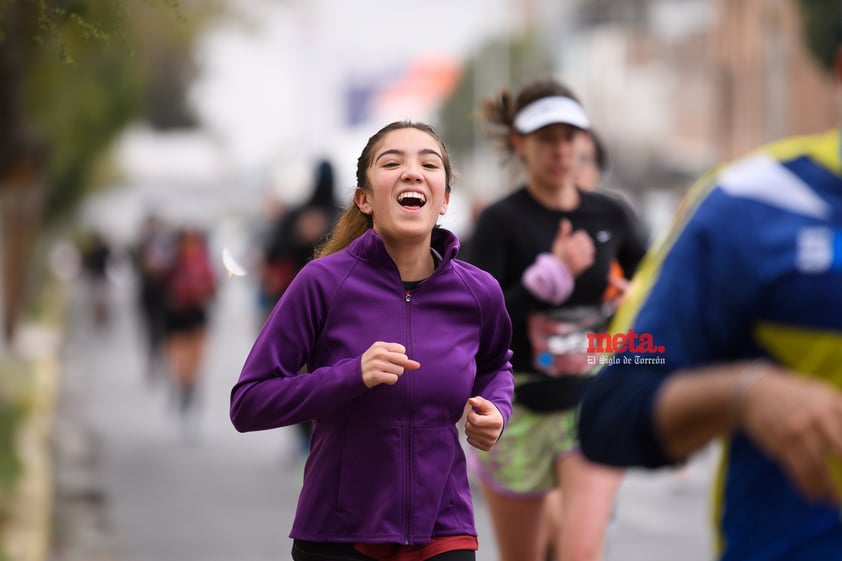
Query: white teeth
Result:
<box><xmin>397</xmin><ymin>191</ymin><xmax>426</xmax><ymax>203</ymax></box>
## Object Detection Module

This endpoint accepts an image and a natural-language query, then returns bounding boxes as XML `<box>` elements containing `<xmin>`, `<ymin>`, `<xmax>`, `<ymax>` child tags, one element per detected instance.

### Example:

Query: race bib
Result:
<box><xmin>527</xmin><ymin>305</ymin><xmax>613</xmax><ymax>377</ymax></box>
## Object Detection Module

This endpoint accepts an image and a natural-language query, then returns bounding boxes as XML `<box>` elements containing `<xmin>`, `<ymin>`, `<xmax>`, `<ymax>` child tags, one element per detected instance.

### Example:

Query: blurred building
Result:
<box><xmin>710</xmin><ymin>0</ymin><xmax>835</xmax><ymax>158</ymax></box>
<box><xmin>518</xmin><ymin>0</ymin><xmax>836</xmax><ymax>236</ymax></box>
<box><xmin>560</xmin><ymin>0</ymin><xmax>835</xmax><ymax>185</ymax></box>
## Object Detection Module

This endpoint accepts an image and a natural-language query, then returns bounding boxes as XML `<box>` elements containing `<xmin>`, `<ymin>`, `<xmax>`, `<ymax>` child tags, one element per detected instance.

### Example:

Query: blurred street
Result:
<box><xmin>48</xmin><ymin>262</ymin><xmax>719</xmax><ymax>561</ymax></box>
<box><xmin>50</xmin><ymin>268</ymin><xmax>297</xmax><ymax>561</ymax></box>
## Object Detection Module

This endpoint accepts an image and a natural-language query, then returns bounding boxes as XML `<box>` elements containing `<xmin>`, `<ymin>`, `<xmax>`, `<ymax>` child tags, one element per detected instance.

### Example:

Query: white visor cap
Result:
<box><xmin>513</xmin><ymin>96</ymin><xmax>590</xmax><ymax>134</ymax></box>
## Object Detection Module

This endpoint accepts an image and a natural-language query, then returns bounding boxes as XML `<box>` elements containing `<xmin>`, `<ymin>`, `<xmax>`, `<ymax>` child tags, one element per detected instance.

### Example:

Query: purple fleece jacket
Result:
<box><xmin>231</xmin><ymin>227</ymin><xmax>514</xmax><ymax>545</ymax></box>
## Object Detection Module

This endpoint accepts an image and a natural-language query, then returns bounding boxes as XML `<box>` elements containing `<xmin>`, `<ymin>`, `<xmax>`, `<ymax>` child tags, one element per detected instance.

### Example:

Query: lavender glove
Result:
<box><xmin>522</xmin><ymin>253</ymin><xmax>574</xmax><ymax>305</ymax></box>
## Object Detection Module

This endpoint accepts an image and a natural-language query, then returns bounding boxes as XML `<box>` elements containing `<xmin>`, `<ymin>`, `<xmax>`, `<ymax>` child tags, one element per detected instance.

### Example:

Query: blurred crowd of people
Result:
<box><xmin>78</xmin><ymin>216</ymin><xmax>218</xmax><ymax>442</ymax></box>
<box><xmin>72</xmin><ymin>157</ymin><xmax>342</xmax><ymax>447</ymax></box>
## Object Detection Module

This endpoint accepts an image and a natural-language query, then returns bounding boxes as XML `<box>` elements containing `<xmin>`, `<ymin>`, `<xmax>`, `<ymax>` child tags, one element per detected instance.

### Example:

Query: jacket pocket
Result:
<box><xmin>412</xmin><ymin>424</ymin><xmax>474</xmax><ymax>536</ymax></box>
<box><xmin>334</xmin><ymin>423</ymin><xmax>405</xmax><ymax>539</ymax></box>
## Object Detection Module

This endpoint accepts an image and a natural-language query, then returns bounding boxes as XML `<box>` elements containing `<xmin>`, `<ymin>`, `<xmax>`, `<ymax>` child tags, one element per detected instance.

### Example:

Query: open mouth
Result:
<box><xmin>397</xmin><ymin>191</ymin><xmax>427</xmax><ymax>208</ymax></box>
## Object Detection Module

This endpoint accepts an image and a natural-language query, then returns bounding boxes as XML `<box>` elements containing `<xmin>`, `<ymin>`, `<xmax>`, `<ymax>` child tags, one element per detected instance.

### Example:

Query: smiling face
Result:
<box><xmin>354</xmin><ymin>127</ymin><xmax>450</xmax><ymax>245</ymax></box>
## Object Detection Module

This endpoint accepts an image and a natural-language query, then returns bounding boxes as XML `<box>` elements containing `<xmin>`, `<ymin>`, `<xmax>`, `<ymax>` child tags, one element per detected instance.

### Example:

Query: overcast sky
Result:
<box><xmin>189</xmin><ymin>0</ymin><xmax>515</xmax><ymax>173</ymax></box>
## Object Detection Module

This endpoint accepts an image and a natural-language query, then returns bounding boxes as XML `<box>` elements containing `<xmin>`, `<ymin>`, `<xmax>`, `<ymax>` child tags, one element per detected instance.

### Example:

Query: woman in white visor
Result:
<box><xmin>465</xmin><ymin>79</ymin><xmax>649</xmax><ymax>561</ymax></box>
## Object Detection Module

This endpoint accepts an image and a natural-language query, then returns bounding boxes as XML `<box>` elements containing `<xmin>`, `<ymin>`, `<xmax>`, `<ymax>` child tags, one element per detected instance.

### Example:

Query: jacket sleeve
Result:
<box><xmin>578</xmin><ymin>187</ymin><xmax>760</xmax><ymax>467</ymax></box>
<box><xmin>470</xmin><ymin>271</ymin><xmax>515</xmax><ymax>427</ymax></box>
<box><xmin>229</xmin><ymin>263</ymin><xmax>369</xmax><ymax>432</ymax></box>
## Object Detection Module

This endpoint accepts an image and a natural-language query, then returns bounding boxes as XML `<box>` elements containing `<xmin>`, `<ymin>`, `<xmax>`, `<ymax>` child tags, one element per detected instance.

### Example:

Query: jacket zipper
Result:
<box><xmin>404</xmin><ymin>286</ymin><xmax>414</xmax><ymax>543</ymax></box>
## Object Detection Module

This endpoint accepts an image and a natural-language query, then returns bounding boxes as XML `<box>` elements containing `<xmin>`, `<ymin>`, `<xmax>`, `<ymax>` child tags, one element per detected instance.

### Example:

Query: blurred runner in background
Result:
<box><xmin>133</xmin><ymin>213</ymin><xmax>174</xmax><ymax>383</ymax></box>
<box><xmin>257</xmin><ymin>158</ymin><xmax>342</xmax><ymax>458</ymax></box>
<box><xmin>163</xmin><ymin>227</ymin><xmax>217</xmax><ymax>440</ymax></box>
<box><xmin>466</xmin><ymin>78</ymin><xmax>648</xmax><ymax>561</ymax></box>
<box><xmin>79</xmin><ymin>229</ymin><xmax>114</xmax><ymax>328</ymax></box>
<box><xmin>258</xmin><ymin>158</ymin><xmax>341</xmax><ymax>321</ymax></box>
<box><xmin>541</xmin><ymin>127</ymin><xmax>627</xmax><ymax>561</ymax></box>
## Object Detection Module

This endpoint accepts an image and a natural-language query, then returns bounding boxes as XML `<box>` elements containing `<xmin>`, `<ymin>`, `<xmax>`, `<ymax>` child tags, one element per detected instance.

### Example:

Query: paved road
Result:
<box><xmin>48</xmin><ymin>268</ymin><xmax>718</xmax><ymax>561</ymax></box>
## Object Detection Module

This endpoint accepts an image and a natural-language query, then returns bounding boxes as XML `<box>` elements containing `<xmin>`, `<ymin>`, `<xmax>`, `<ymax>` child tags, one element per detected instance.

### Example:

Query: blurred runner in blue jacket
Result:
<box><xmin>579</xmin><ymin>5</ymin><xmax>842</xmax><ymax>560</ymax></box>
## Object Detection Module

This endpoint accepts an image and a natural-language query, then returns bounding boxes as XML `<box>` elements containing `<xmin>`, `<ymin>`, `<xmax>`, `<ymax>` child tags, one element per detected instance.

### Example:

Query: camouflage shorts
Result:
<box><xmin>469</xmin><ymin>401</ymin><xmax>579</xmax><ymax>497</ymax></box>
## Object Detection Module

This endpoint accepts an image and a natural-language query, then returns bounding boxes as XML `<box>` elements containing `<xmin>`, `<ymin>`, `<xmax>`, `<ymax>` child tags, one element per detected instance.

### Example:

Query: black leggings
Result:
<box><xmin>291</xmin><ymin>540</ymin><xmax>476</xmax><ymax>561</ymax></box>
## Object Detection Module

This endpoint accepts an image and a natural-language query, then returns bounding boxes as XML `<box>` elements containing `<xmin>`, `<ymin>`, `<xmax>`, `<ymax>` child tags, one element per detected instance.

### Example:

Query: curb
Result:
<box><xmin>3</xmin><ymin>325</ymin><xmax>62</xmax><ymax>561</ymax></box>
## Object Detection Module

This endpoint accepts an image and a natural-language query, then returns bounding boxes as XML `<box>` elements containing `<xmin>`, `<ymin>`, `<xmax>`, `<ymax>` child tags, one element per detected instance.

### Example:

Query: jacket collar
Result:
<box><xmin>348</xmin><ymin>228</ymin><xmax>460</xmax><ymax>271</ymax></box>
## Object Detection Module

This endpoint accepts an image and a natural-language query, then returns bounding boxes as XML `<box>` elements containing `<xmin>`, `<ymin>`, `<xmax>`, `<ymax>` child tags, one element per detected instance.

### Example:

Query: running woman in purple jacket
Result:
<box><xmin>231</xmin><ymin>121</ymin><xmax>514</xmax><ymax>561</ymax></box>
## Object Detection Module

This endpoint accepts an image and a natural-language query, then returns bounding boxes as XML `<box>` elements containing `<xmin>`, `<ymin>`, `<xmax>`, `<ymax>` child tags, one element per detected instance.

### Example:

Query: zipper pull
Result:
<box><xmin>405</xmin><ymin>291</ymin><xmax>412</xmax><ymax>302</ymax></box>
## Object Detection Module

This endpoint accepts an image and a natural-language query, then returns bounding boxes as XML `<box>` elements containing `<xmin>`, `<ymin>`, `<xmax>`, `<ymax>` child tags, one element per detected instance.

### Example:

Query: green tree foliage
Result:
<box><xmin>21</xmin><ymin>4</ymin><xmax>143</xmax><ymax>220</ymax></box>
<box><xmin>0</xmin><ymin>0</ymin><xmax>221</xmax><ymax>344</ymax></box>
<box><xmin>796</xmin><ymin>0</ymin><xmax>842</xmax><ymax>72</ymax></box>
<box><xmin>1</xmin><ymin>0</ymin><xmax>219</xmax><ymax>222</ymax></box>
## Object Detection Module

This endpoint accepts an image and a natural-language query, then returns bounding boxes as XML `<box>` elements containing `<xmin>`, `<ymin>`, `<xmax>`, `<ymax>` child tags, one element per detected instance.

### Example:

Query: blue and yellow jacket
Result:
<box><xmin>579</xmin><ymin>129</ymin><xmax>842</xmax><ymax>561</ymax></box>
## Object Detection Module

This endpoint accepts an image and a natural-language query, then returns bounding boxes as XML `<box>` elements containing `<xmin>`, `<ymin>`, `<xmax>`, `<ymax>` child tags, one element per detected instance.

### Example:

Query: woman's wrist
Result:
<box><xmin>522</xmin><ymin>253</ymin><xmax>573</xmax><ymax>305</ymax></box>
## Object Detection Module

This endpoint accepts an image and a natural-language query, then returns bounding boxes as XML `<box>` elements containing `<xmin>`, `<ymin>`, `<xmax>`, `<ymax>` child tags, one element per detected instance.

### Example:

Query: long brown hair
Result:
<box><xmin>314</xmin><ymin>121</ymin><xmax>454</xmax><ymax>258</ymax></box>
